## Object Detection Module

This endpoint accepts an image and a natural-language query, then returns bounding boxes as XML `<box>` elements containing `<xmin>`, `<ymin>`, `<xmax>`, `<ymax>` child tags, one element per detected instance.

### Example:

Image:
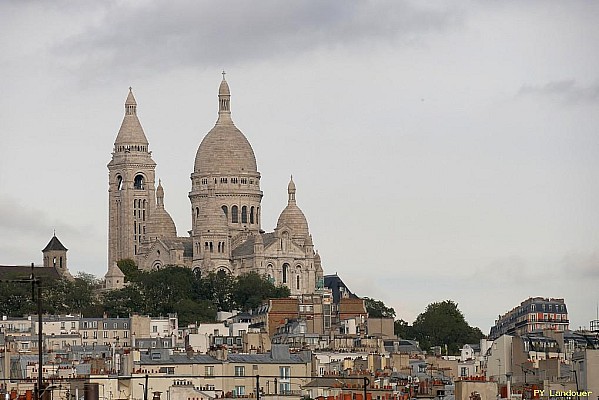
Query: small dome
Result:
<box><xmin>277</xmin><ymin>204</ymin><xmax>309</xmax><ymax>238</ymax></box>
<box><xmin>276</xmin><ymin>177</ymin><xmax>309</xmax><ymax>239</ymax></box>
<box><xmin>147</xmin><ymin>208</ymin><xmax>177</xmax><ymax>239</ymax></box>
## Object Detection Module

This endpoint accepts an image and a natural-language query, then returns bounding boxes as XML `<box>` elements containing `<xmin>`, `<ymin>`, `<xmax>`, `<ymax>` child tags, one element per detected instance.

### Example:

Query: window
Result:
<box><xmin>279</xmin><ymin>374</ymin><xmax>291</xmax><ymax>395</ymax></box>
<box><xmin>71</xmin><ymin>322</ymin><xmax>76</xmax><ymax>329</ymax></box>
<box><xmin>205</xmin><ymin>366</ymin><xmax>214</xmax><ymax>377</ymax></box>
<box><xmin>114</xmin><ymin>323</ymin><xmax>118</xmax><ymax>329</ymax></box>
<box><xmin>282</xmin><ymin>263</ymin><xmax>289</xmax><ymax>284</ymax></box>
<box><xmin>124</xmin><ymin>331</ymin><xmax>129</xmax><ymax>338</ymax></box>
<box><xmin>296</xmin><ymin>275</ymin><xmax>300</xmax><ymax>290</ymax></box>
<box><xmin>234</xmin><ymin>386</ymin><xmax>245</xmax><ymax>397</ymax></box>
<box><xmin>222</xmin><ymin>205</ymin><xmax>228</xmax><ymax>218</ymax></box>
<box><xmin>61</xmin><ymin>322</ymin><xmax>65</xmax><ymax>330</ymax></box>
<box><xmin>241</xmin><ymin>206</ymin><xmax>248</xmax><ymax>223</ymax></box>
<box><xmin>235</xmin><ymin>366</ymin><xmax>245</xmax><ymax>377</ymax></box>
<box><xmin>103</xmin><ymin>322</ymin><xmax>108</xmax><ymax>329</ymax></box>
<box><xmin>280</xmin><ymin>366</ymin><xmax>290</xmax><ymax>380</ymax></box>
<box><xmin>221</xmin><ymin>177</ymin><xmax>228</xmax><ymax>184</ymax></box>
<box><xmin>232</xmin><ymin>206</ymin><xmax>238</xmax><ymax>223</ymax></box>
<box><xmin>151</xmin><ymin>352</ymin><xmax>161</xmax><ymax>360</ymax></box>
<box><xmin>460</xmin><ymin>367</ymin><xmax>468</xmax><ymax>377</ymax></box>
<box><xmin>250</xmin><ymin>206</ymin><xmax>254</xmax><ymax>224</ymax></box>
<box><xmin>103</xmin><ymin>331</ymin><xmax>108</xmax><ymax>338</ymax></box>
<box><xmin>116</xmin><ymin>175</ymin><xmax>123</xmax><ymax>190</ymax></box>
<box><xmin>159</xmin><ymin>367</ymin><xmax>175</xmax><ymax>375</ymax></box>
<box><xmin>231</xmin><ymin>177</ymin><xmax>238</xmax><ymax>184</ymax></box>
<box><xmin>134</xmin><ymin>174</ymin><xmax>144</xmax><ymax>190</ymax></box>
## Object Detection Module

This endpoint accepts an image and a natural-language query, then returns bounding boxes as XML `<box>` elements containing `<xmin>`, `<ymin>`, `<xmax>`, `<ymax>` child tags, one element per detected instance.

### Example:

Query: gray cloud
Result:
<box><xmin>54</xmin><ymin>1</ymin><xmax>462</xmax><ymax>79</ymax></box>
<box><xmin>518</xmin><ymin>80</ymin><xmax>599</xmax><ymax>104</ymax></box>
<box><xmin>0</xmin><ymin>195</ymin><xmax>82</xmax><ymax>237</ymax></box>
<box><xmin>560</xmin><ymin>252</ymin><xmax>599</xmax><ymax>278</ymax></box>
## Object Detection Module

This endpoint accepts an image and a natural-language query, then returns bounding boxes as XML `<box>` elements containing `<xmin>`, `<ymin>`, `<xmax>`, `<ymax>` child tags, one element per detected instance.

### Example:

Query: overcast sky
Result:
<box><xmin>1</xmin><ymin>0</ymin><xmax>598</xmax><ymax>333</ymax></box>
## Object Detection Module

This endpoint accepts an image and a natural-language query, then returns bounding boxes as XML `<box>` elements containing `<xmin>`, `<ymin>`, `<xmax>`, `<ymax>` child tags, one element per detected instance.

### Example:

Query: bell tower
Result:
<box><xmin>107</xmin><ymin>88</ymin><xmax>156</xmax><ymax>268</ymax></box>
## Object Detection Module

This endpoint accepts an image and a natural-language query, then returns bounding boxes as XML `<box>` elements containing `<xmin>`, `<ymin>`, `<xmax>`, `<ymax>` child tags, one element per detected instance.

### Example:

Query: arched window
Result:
<box><xmin>282</xmin><ymin>263</ymin><xmax>289</xmax><ymax>284</ymax></box>
<box><xmin>241</xmin><ymin>206</ymin><xmax>248</xmax><ymax>224</ymax></box>
<box><xmin>134</xmin><ymin>174</ymin><xmax>144</xmax><ymax>190</ymax></box>
<box><xmin>222</xmin><ymin>205</ymin><xmax>228</xmax><ymax>218</ymax></box>
<box><xmin>250</xmin><ymin>206</ymin><xmax>255</xmax><ymax>224</ymax></box>
<box><xmin>231</xmin><ymin>206</ymin><xmax>238</xmax><ymax>223</ymax></box>
<box><xmin>296</xmin><ymin>275</ymin><xmax>300</xmax><ymax>290</ymax></box>
<box><xmin>196</xmin><ymin>207</ymin><xmax>200</xmax><ymax>218</ymax></box>
<box><xmin>116</xmin><ymin>175</ymin><xmax>123</xmax><ymax>190</ymax></box>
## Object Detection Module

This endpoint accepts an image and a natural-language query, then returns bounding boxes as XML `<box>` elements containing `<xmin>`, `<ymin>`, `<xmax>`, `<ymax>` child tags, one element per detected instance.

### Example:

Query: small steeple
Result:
<box><xmin>113</xmin><ymin>87</ymin><xmax>149</xmax><ymax>149</ymax></box>
<box><xmin>125</xmin><ymin>87</ymin><xmax>137</xmax><ymax>115</ymax></box>
<box><xmin>156</xmin><ymin>179</ymin><xmax>164</xmax><ymax>207</ymax></box>
<box><xmin>287</xmin><ymin>175</ymin><xmax>296</xmax><ymax>203</ymax></box>
<box><xmin>218</xmin><ymin>71</ymin><xmax>231</xmax><ymax>118</ymax></box>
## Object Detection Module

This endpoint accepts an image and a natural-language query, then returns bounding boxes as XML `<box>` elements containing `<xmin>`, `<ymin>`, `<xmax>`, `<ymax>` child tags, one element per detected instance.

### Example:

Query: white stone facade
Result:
<box><xmin>107</xmin><ymin>77</ymin><xmax>324</xmax><ymax>295</ymax></box>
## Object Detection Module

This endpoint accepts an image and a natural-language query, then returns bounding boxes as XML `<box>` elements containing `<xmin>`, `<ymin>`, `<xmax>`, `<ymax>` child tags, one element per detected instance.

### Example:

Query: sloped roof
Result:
<box><xmin>324</xmin><ymin>274</ymin><xmax>359</xmax><ymax>304</ymax></box>
<box><xmin>0</xmin><ymin>265</ymin><xmax>60</xmax><ymax>280</ymax></box>
<box><xmin>42</xmin><ymin>235</ymin><xmax>67</xmax><ymax>252</ymax></box>
<box><xmin>232</xmin><ymin>233</ymin><xmax>276</xmax><ymax>258</ymax></box>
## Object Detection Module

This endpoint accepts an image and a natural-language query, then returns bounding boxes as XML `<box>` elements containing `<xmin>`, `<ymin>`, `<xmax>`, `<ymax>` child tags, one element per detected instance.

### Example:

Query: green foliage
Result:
<box><xmin>233</xmin><ymin>272</ymin><xmax>291</xmax><ymax>311</ymax></box>
<box><xmin>0</xmin><ymin>266</ymin><xmax>293</xmax><ymax>326</ymax></box>
<box><xmin>364</xmin><ymin>297</ymin><xmax>396</xmax><ymax>318</ymax></box>
<box><xmin>410</xmin><ymin>300</ymin><xmax>484</xmax><ymax>354</ymax></box>
<box><xmin>198</xmin><ymin>270</ymin><xmax>237</xmax><ymax>312</ymax></box>
<box><xmin>394</xmin><ymin>318</ymin><xmax>415</xmax><ymax>339</ymax></box>
<box><xmin>0</xmin><ymin>281</ymin><xmax>36</xmax><ymax>316</ymax></box>
<box><xmin>117</xmin><ymin>258</ymin><xmax>139</xmax><ymax>282</ymax></box>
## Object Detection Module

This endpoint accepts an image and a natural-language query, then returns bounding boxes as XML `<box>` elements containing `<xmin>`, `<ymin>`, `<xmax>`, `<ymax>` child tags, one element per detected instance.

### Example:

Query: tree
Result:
<box><xmin>411</xmin><ymin>300</ymin><xmax>483</xmax><ymax>354</ymax></box>
<box><xmin>233</xmin><ymin>272</ymin><xmax>291</xmax><ymax>311</ymax></box>
<box><xmin>197</xmin><ymin>271</ymin><xmax>236</xmax><ymax>312</ymax></box>
<box><xmin>117</xmin><ymin>258</ymin><xmax>139</xmax><ymax>282</ymax></box>
<box><xmin>138</xmin><ymin>266</ymin><xmax>196</xmax><ymax>314</ymax></box>
<box><xmin>173</xmin><ymin>298</ymin><xmax>216</xmax><ymax>325</ymax></box>
<box><xmin>364</xmin><ymin>297</ymin><xmax>396</xmax><ymax>318</ymax></box>
<box><xmin>394</xmin><ymin>319</ymin><xmax>415</xmax><ymax>339</ymax></box>
<box><xmin>103</xmin><ymin>285</ymin><xmax>146</xmax><ymax>317</ymax></box>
